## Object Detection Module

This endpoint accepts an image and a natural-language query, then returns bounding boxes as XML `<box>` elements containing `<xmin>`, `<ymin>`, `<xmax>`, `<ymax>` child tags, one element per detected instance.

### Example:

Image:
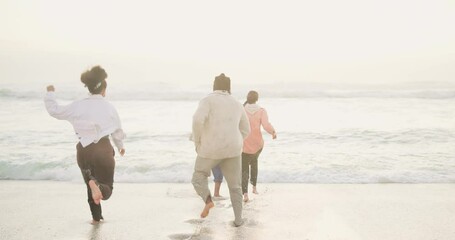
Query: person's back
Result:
<box><xmin>241</xmin><ymin>91</ymin><xmax>276</xmax><ymax>201</ymax></box>
<box><xmin>73</xmin><ymin>97</ymin><xmax>112</xmax><ymax>121</ymax></box>
<box><xmin>194</xmin><ymin>92</ymin><xmax>248</xmax><ymax>159</ymax></box>
<box><xmin>243</xmin><ymin>105</ymin><xmax>273</xmax><ymax>154</ymax></box>
<box><xmin>191</xmin><ymin>73</ymin><xmax>250</xmax><ymax>227</ymax></box>
<box><xmin>46</xmin><ymin>93</ymin><xmax>123</xmax><ymax>148</ymax></box>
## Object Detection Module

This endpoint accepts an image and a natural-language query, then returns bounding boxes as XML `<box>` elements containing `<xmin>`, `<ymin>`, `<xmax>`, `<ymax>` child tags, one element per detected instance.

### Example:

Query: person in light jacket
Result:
<box><xmin>242</xmin><ymin>90</ymin><xmax>276</xmax><ymax>202</ymax></box>
<box><xmin>44</xmin><ymin>66</ymin><xmax>125</xmax><ymax>224</ymax></box>
<box><xmin>191</xmin><ymin>73</ymin><xmax>250</xmax><ymax>227</ymax></box>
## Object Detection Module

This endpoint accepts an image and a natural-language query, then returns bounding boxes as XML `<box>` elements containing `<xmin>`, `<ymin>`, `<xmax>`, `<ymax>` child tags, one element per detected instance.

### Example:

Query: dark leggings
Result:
<box><xmin>76</xmin><ymin>137</ymin><xmax>115</xmax><ymax>221</ymax></box>
<box><xmin>241</xmin><ymin>148</ymin><xmax>263</xmax><ymax>194</ymax></box>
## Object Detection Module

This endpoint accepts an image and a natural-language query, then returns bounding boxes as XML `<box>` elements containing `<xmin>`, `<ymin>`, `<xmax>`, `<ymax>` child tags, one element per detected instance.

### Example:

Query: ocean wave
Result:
<box><xmin>1</xmin><ymin>159</ymin><xmax>454</xmax><ymax>183</ymax></box>
<box><xmin>263</xmin><ymin>89</ymin><xmax>455</xmax><ymax>99</ymax></box>
<box><xmin>278</xmin><ymin>129</ymin><xmax>455</xmax><ymax>145</ymax></box>
<box><xmin>2</xmin><ymin>88</ymin><xmax>455</xmax><ymax>100</ymax></box>
<box><xmin>258</xmin><ymin>168</ymin><xmax>455</xmax><ymax>184</ymax></box>
<box><xmin>0</xmin><ymin>89</ymin><xmax>13</xmax><ymax>97</ymax></box>
<box><xmin>1</xmin><ymin>128</ymin><xmax>454</xmax><ymax>183</ymax></box>
<box><xmin>0</xmin><ymin>160</ymin><xmax>80</xmax><ymax>181</ymax></box>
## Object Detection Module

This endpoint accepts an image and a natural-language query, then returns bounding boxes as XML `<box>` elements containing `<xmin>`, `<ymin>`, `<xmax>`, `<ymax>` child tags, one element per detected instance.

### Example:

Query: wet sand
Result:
<box><xmin>0</xmin><ymin>181</ymin><xmax>454</xmax><ymax>240</ymax></box>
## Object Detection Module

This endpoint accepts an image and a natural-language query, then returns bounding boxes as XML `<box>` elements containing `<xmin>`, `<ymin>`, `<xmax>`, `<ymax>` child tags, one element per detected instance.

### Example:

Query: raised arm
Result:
<box><xmin>44</xmin><ymin>85</ymin><xmax>75</xmax><ymax>120</ymax></box>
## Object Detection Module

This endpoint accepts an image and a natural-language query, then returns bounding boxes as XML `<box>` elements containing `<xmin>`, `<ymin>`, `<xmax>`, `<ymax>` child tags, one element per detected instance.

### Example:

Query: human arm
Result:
<box><xmin>112</xmin><ymin>129</ymin><xmax>126</xmax><ymax>156</ymax></box>
<box><xmin>239</xmin><ymin>107</ymin><xmax>251</xmax><ymax>140</ymax></box>
<box><xmin>261</xmin><ymin>109</ymin><xmax>276</xmax><ymax>139</ymax></box>
<box><xmin>192</xmin><ymin>99</ymin><xmax>210</xmax><ymax>148</ymax></box>
<box><xmin>111</xmin><ymin>107</ymin><xmax>126</xmax><ymax>156</ymax></box>
<box><xmin>44</xmin><ymin>85</ymin><xmax>76</xmax><ymax>120</ymax></box>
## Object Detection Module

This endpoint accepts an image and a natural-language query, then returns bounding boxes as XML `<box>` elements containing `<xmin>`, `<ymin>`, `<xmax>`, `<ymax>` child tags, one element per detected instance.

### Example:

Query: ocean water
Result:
<box><xmin>1</xmin><ymin>83</ymin><xmax>454</xmax><ymax>183</ymax></box>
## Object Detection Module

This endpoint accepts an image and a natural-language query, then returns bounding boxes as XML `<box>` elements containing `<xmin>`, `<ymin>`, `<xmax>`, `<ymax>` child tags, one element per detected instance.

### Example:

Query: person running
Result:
<box><xmin>242</xmin><ymin>90</ymin><xmax>276</xmax><ymax>202</ymax></box>
<box><xmin>44</xmin><ymin>66</ymin><xmax>125</xmax><ymax>224</ymax></box>
<box><xmin>191</xmin><ymin>73</ymin><xmax>250</xmax><ymax>227</ymax></box>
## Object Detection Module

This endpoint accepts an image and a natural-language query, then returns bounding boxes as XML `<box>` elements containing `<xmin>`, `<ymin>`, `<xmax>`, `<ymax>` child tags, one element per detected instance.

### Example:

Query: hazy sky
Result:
<box><xmin>0</xmin><ymin>0</ymin><xmax>454</xmax><ymax>87</ymax></box>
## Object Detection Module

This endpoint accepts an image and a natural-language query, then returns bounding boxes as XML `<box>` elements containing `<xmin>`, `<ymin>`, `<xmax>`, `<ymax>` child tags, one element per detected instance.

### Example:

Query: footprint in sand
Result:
<box><xmin>166</xmin><ymin>188</ymin><xmax>197</xmax><ymax>199</ymax></box>
<box><xmin>215</xmin><ymin>202</ymin><xmax>226</xmax><ymax>207</ymax></box>
<box><xmin>212</xmin><ymin>196</ymin><xmax>229</xmax><ymax>201</ymax></box>
<box><xmin>170</xmin><ymin>220</ymin><xmax>214</xmax><ymax>240</ymax></box>
<box><xmin>229</xmin><ymin>218</ymin><xmax>261</xmax><ymax>228</ymax></box>
<box><xmin>185</xmin><ymin>218</ymin><xmax>205</xmax><ymax>225</ymax></box>
<box><xmin>169</xmin><ymin>233</ymin><xmax>211</xmax><ymax>240</ymax></box>
<box><xmin>168</xmin><ymin>233</ymin><xmax>194</xmax><ymax>240</ymax></box>
<box><xmin>244</xmin><ymin>218</ymin><xmax>261</xmax><ymax>227</ymax></box>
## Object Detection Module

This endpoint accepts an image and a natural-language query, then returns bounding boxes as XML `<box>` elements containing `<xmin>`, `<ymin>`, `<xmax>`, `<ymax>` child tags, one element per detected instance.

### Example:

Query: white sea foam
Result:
<box><xmin>1</xmin><ymin>84</ymin><xmax>455</xmax><ymax>183</ymax></box>
<box><xmin>1</xmin><ymin>128</ymin><xmax>454</xmax><ymax>183</ymax></box>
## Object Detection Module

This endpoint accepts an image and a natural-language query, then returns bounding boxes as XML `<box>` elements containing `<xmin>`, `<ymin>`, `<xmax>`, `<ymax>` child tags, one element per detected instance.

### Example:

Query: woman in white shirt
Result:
<box><xmin>44</xmin><ymin>66</ymin><xmax>125</xmax><ymax>224</ymax></box>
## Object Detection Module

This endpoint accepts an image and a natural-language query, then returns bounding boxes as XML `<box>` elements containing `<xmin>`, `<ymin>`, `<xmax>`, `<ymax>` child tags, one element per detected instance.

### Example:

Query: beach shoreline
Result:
<box><xmin>0</xmin><ymin>181</ymin><xmax>454</xmax><ymax>240</ymax></box>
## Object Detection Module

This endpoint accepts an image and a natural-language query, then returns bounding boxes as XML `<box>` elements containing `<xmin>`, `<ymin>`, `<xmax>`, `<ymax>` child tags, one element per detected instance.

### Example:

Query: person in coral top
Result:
<box><xmin>242</xmin><ymin>90</ymin><xmax>277</xmax><ymax>202</ymax></box>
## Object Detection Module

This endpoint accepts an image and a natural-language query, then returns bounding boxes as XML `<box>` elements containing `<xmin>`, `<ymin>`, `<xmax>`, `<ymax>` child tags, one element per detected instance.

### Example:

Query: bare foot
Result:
<box><xmin>89</xmin><ymin>180</ymin><xmax>103</xmax><ymax>205</ymax></box>
<box><xmin>91</xmin><ymin>220</ymin><xmax>101</xmax><ymax>225</ymax></box>
<box><xmin>252</xmin><ymin>186</ymin><xmax>258</xmax><ymax>194</ymax></box>
<box><xmin>243</xmin><ymin>193</ymin><xmax>249</xmax><ymax>202</ymax></box>
<box><xmin>200</xmin><ymin>202</ymin><xmax>214</xmax><ymax>218</ymax></box>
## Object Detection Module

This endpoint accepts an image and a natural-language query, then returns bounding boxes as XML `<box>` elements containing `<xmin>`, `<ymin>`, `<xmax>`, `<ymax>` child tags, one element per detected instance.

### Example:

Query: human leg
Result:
<box><xmin>212</xmin><ymin>165</ymin><xmax>223</xmax><ymax>197</ymax></box>
<box><xmin>250</xmin><ymin>148</ymin><xmax>262</xmax><ymax>194</ymax></box>
<box><xmin>85</xmin><ymin>184</ymin><xmax>103</xmax><ymax>222</ymax></box>
<box><xmin>241</xmin><ymin>153</ymin><xmax>250</xmax><ymax>194</ymax></box>
<box><xmin>241</xmin><ymin>153</ymin><xmax>252</xmax><ymax>202</ymax></box>
<box><xmin>78</xmin><ymin>144</ymin><xmax>103</xmax><ymax>221</ymax></box>
<box><xmin>192</xmin><ymin>156</ymin><xmax>220</xmax><ymax>217</ymax></box>
<box><xmin>88</xmin><ymin>138</ymin><xmax>115</xmax><ymax>200</ymax></box>
<box><xmin>214</xmin><ymin>182</ymin><xmax>222</xmax><ymax>197</ymax></box>
<box><xmin>219</xmin><ymin>155</ymin><xmax>243</xmax><ymax>226</ymax></box>
<box><xmin>76</xmin><ymin>138</ymin><xmax>115</xmax><ymax>222</ymax></box>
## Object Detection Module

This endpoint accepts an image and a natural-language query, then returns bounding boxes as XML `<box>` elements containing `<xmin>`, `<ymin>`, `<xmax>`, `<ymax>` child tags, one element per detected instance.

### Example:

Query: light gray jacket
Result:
<box><xmin>192</xmin><ymin>91</ymin><xmax>250</xmax><ymax>159</ymax></box>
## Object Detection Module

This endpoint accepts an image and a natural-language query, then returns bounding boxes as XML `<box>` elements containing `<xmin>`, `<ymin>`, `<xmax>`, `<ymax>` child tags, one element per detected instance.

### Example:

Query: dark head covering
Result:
<box><xmin>213</xmin><ymin>73</ymin><xmax>231</xmax><ymax>94</ymax></box>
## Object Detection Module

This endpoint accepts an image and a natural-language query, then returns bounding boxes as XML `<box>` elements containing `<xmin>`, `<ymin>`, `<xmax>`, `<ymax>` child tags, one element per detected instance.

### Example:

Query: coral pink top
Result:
<box><xmin>243</xmin><ymin>103</ymin><xmax>275</xmax><ymax>154</ymax></box>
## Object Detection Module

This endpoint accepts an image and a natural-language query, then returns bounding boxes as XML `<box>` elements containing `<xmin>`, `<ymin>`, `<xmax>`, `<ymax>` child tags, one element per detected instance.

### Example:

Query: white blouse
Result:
<box><xmin>44</xmin><ymin>92</ymin><xmax>125</xmax><ymax>149</ymax></box>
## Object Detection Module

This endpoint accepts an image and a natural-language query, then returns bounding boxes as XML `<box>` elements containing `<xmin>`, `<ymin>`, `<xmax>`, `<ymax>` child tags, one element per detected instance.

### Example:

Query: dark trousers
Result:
<box><xmin>241</xmin><ymin>148</ymin><xmax>263</xmax><ymax>194</ymax></box>
<box><xmin>76</xmin><ymin>137</ymin><xmax>115</xmax><ymax>221</ymax></box>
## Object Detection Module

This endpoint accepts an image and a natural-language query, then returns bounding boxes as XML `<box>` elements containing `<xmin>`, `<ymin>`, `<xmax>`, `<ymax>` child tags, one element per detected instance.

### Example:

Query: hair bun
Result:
<box><xmin>80</xmin><ymin>66</ymin><xmax>108</xmax><ymax>94</ymax></box>
<box><xmin>80</xmin><ymin>66</ymin><xmax>107</xmax><ymax>85</ymax></box>
<box><xmin>80</xmin><ymin>71</ymin><xmax>91</xmax><ymax>85</ymax></box>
